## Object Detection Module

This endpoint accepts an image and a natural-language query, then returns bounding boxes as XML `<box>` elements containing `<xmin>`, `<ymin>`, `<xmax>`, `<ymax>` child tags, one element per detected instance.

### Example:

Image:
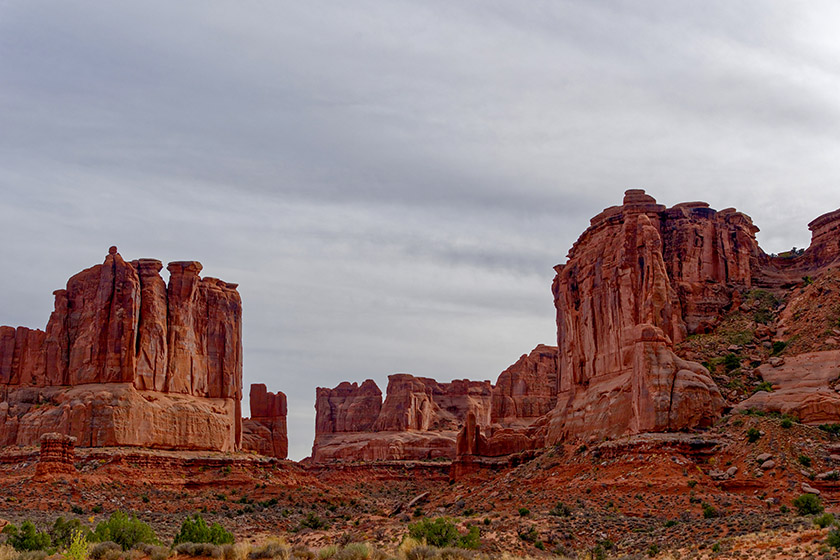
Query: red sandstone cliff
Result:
<box><xmin>242</xmin><ymin>384</ymin><xmax>288</xmax><ymax>459</ymax></box>
<box><xmin>311</xmin><ymin>347</ymin><xmax>557</xmax><ymax>463</ymax></box>
<box><xmin>0</xmin><ymin>247</ymin><xmax>243</xmax><ymax>452</ymax></box>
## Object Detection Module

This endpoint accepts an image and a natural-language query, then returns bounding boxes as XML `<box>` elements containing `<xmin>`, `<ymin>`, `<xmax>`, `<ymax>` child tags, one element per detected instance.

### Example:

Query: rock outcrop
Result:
<box><xmin>549</xmin><ymin>192</ymin><xmax>726</xmax><ymax>442</ymax></box>
<box><xmin>312</xmin><ymin>374</ymin><xmax>495</xmax><ymax>462</ymax></box>
<box><xmin>242</xmin><ymin>384</ymin><xmax>288</xmax><ymax>459</ymax></box>
<box><xmin>0</xmin><ymin>248</ymin><xmax>243</xmax><ymax>452</ymax></box>
<box><xmin>311</xmin><ymin>347</ymin><xmax>558</xmax><ymax>463</ymax></box>
<box><xmin>491</xmin><ymin>345</ymin><xmax>558</xmax><ymax>424</ymax></box>
<box><xmin>35</xmin><ymin>432</ymin><xmax>76</xmax><ymax>476</ymax></box>
<box><xmin>734</xmin><ymin>350</ymin><xmax>840</xmax><ymax>423</ymax></box>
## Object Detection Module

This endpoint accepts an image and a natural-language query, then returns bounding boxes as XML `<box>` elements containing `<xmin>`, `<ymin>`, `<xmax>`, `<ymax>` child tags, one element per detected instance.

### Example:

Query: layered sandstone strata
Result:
<box><xmin>35</xmin><ymin>432</ymin><xmax>76</xmax><ymax>476</ymax></box>
<box><xmin>312</xmin><ymin>374</ymin><xmax>498</xmax><ymax>462</ymax></box>
<box><xmin>311</xmin><ymin>347</ymin><xmax>558</xmax><ymax>463</ymax></box>
<box><xmin>242</xmin><ymin>384</ymin><xmax>288</xmax><ymax>459</ymax></box>
<box><xmin>0</xmin><ymin>248</ymin><xmax>243</xmax><ymax>452</ymax></box>
<box><xmin>549</xmin><ymin>192</ymin><xmax>727</xmax><ymax>442</ymax></box>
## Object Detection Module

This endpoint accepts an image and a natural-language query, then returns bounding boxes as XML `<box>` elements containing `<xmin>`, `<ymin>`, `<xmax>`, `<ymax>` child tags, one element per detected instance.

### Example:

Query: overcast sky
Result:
<box><xmin>2</xmin><ymin>1</ymin><xmax>840</xmax><ymax>459</ymax></box>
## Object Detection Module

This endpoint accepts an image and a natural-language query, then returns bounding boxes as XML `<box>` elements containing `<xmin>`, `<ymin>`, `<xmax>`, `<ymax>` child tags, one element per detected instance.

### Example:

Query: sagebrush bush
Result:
<box><xmin>0</xmin><ymin>544</ymin><xmax>18</xmax><ymax>560</ymax></box>
<box><xmin>134</xmin><ymin>543</ymin><xmax>171</xmax><ymax>560</ymax></box>
<box><xmin>407</xmin><ymin>518</ymin><xmax>479</xmax><ymax>550</ymax></box>
<box><xmin>222</xmin><ymin>544</ymin><xmax>249</xmax><ymax>560</ymax></box>
<box><xmin>248</xmin><ymin>539</ymin><xmax>290</xmax><ymax>560</ymax></box>
<box><xmin>175</xmin><ymin>542</ymin><xmax>222</xmax><ymax>558</ymax></box>
<box><xmin>89</xmin><ymin>542</ymin><xmax>122</xmax><ymax>560</ymax></box>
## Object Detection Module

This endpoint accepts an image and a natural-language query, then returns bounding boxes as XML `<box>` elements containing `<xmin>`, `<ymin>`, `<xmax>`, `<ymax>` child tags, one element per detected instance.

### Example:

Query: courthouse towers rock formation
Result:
<box><xmin>0</xmin><ymin>247</ymin><xmax>244</xmax><ymax>452</ymax></box>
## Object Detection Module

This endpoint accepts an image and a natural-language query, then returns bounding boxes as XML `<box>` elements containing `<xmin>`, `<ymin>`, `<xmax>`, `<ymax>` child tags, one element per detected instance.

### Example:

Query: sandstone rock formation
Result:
<box><xmin>0</xmin><ymin>248</ymin><xmax>243</xmax><ymax>452</ymax></box>
<box><xmin>734</xmin><ymin>350</ymin><xmax>840</xmax><ymax>423</ymax></box>
<box><xmin>34</xmin><ymin>432</ymin><xmax>76</xmax><ymax>476</ymax></box>
<box><xmin>549</xmin><ymin>192</ymin><xmax>726</xmax><ymax>442</ymax></box>
<box><xmin>311</xmin><ymin>347</ymin><xmax>558</xmax><ymax>463</ymax></box>
<box><xmin>242</xmin><ymin>384</ymin><xmax>288</xmax><ymax>459</ymax></box>
<box><xmin>312</xmin><ymin>374</ymin><xmax>496</xmax><ymax>462</ymax></box>
<box><xmin>491</xmin><ymin>345</ymin><xmax>558</xmax><ymax>425</ymax></box>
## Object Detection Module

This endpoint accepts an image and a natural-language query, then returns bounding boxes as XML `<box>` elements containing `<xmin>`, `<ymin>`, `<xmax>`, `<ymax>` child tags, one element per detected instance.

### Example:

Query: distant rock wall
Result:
<box><xmin>0</xmin><ymin>247</ymin><xmax>243</xmax><ymax>452</ymax></box>
<box><xmin>311</xmin><ymin>347</ymin><xmax>557</xmax><ymax>463</ymax></box>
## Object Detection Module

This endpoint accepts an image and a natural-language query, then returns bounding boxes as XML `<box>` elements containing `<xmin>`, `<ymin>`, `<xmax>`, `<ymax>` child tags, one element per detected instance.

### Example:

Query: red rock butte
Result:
<box><xmin>311</xmin><ymin>190</ymin><xmax>840</xmax><ymax>467</ymax></box>
<box><xmin>0</xmin><ymin>247</ymin><xmax>287</xmax><ymax>458</ymax></box>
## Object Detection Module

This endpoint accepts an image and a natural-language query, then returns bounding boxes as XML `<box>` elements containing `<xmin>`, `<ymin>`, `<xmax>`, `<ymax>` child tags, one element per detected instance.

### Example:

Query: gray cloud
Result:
<box><xmin>2</xmin><ymin>1</ymin><xmax>840</xmax><ymax>458</ymax></box>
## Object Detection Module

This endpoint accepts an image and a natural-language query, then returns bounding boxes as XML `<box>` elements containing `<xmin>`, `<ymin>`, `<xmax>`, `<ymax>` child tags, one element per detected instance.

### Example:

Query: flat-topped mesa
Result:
<box><xmin>242</xmin><ymin>384</ymin><xmax>288</xmax><ymax>459</ymax></box>
<box><xmin>549</xmin><ymin>191</ymin><xmax>726</xmax><ymax>442</ymax></box>
<box><xmin>0</xmin><ymin>247</ymin><xmax>243</xmax><ymax>452</ymax></box>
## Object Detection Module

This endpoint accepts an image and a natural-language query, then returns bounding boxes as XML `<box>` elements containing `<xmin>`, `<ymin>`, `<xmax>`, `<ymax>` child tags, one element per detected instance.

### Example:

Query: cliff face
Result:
<box><xmin>310</xmin><ymin>347</ymin><xmax>557</xmax><ymax>463</ymax></box>
<box><xmin>0</xmin><ymin>247</ymin><xmax>243</xmax><ymax>452</ymax></box>
<box><xmin>242</xmin><ymin>383</ymin><xmax>288</xmax><ymax>459</ymax></box>
<box><xmin>548</xmin><ymin>191</ymin><xmax>727</xmax><ymax>442</ymax></box>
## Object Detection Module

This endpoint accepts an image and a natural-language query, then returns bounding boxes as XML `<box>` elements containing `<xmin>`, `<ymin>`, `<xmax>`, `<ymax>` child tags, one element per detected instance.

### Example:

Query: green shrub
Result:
<box><xmin>4</xmin><ymin>521</ymin><xmax>52</xmax><ymax>552</ymax></box>
<box><xmin>828</xmin><ymin>527</ymin><xmax>840</xmax><ymax>549</ymax></box>
<box><xmin>819</xmin><ymin>424</ymin><xmax>840</xmax><ymax>436</ymax></box>
<box><xmin>814</xmin><ymin>513</ymin><xmax>835</xmax><ymax>528</ymax></box>
<box><xmin>701</xmin><ymin>503</ymin><xmax>719</xmax><ymax>519</ymax></box>
<box><xmin>407</xmin><ymin>518</ymin><xmax>479</xmax><ymax>549</ymax></box>
<box><xmin>549</xmin><ymin>502</ymin><xmax>571</xmax><ymax>517</ymax></box>
<box><xmin>173</xmin><ymin>515</ymin><xmax>233</xmax><ymax>546</ymax></box>
<box><xmin>798</xmin><ymin>455</ymin><xmax>812</xmax><ymax>468</ymax></box>
<box><xmin>92</xmin><ymin>512</ymin><xmax>158</xmax><ymax>550</ymax></box>
<box><xmin>517</xmin><ymin>508</ymin><xmax>529</xmax><ymax>517</ymax></box>
<box><xmin>771</xmin><ymin>341</ymin><xmax>787</xmax><ymax>355</ymax></box>
<box><xmin>51</xmin><ymin>518</ymin><xmax>93</xmax><ymax>551</ymax></box>
<box><xmin>781</xmin><ymin>417</ymin><xmax>793</xmax><ymax>429</ymax></box>
<box><xmin>723</xmin><ymin>354</ymin><xmax>741</xmax><ymax>372</ymax></box>
<box><xmin>664</xmin><ymin>520</ymin><xmax>678</xmax><ymax>528</ymax></box>
<box><xmin>299</xmin><ymin>513</ymin><xmax>327</xmax><ymax>531</ymax></box>
<box><xmin>793</xmin><ymin>493</ymin><xmax>824</xmax><ymax>515</ymax></box>
<box><xmin>747</xmin><ymin>428</ymin><xmax>761</xmax><ymax>443</ymax></box>
<box><xmin>753</xmin><ymin>381</ymin><xmax>773</xmax><ymax>394</ymax></box>
<box><xmin>687</xmin><ymin>480</ymin><xmax>697</xmax><ymax>488</ymax></box>
<box><xmin>647</xmin><ymin>543</ymin><xmax>659</xmax><ymax>557</ymax></box>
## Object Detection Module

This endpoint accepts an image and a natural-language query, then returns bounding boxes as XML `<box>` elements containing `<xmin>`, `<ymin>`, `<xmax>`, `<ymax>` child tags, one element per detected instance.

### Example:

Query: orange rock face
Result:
<box><xmin>491</xmin><ymin>345</ymin><xmax>558</xmax><ymax>424</ymax></box>
<box><xmin>311</xmin><ymin>348</ymin><xmax>557</xmax><ymax>463</ymax></box>
<box><xmin>312</xmin><ymin>374</ymin><xmax>501</xmax><ymax>462</ymax></box>
<box><xmin>242</xmin><ymin>384</ymin><xmax>288</xmax><ymax>459</ymax></box>
<box><xmin>0</xmin><ymin>248</ymin><xmax>243</xmax><ymax>452</ymax></box>
<box><xmin>549</xmin><ymin>192</ymin><xmax>726</xmax><ymax>442</ymax></box>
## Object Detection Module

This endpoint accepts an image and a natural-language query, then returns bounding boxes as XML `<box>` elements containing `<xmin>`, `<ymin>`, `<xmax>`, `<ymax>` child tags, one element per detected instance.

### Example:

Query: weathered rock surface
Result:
<box><xmin>0</xmin><ymin>248</ymin><xmax>243</xmax><ymax>452</ymax></box>
<box><xmin>35</xmin><ymin>432</ymin><xmax>76</xmax><ymax>477</ymax></box>
<box><xmin>491</xmin><ymin>345</ymin><xmax>558</xmax><ymax>424</ymax></box>
<box><xmin>242</xmin><ymin>384</ymin><xmax>288</xmax><ymax>459</ymax></box>
<box><xmin>312</xmin><ymin>345</ymin><xmax>558</xmax><ymax>463</ymax></box>
<box><xmin>549</xmin><ymin>192</ymin><xmax>725</xmax><ymax>442</ymax></box>
<box><xmin>733</xmin><ymin>350</ymin><xmax>840</xmax><ymax>423</ymax></box>
<box><xmin>312</xmin><ymin>374</ymin><xmax>496</xmax><ymax>462</ymax></box>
